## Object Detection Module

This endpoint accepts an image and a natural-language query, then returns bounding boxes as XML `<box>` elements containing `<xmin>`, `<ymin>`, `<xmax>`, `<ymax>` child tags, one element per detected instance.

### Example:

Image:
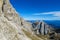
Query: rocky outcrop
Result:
<box><xmin>0</xmin><ymin>0</ymin><xmax>32</xmax><ymax>40</ymax></box>
<box><xmin>20</xmin><ymin>18</ymin><xmax>33</xmax><ymax>33</ymax></box>
<box><xmin>32</xmin><ymin>21</ymin><xmax>55</xmax><ymax>35</ymax></box>
<box><xmin>0</xmin><ymin>0</ymin><xmax>55</xmax><ymax>40</ymax></box>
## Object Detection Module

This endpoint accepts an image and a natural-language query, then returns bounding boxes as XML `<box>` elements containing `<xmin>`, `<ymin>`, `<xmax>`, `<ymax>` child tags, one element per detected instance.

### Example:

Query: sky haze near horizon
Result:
<box><xmin>10</xmin><ymin>0</ymin><xmax>60</xmax><ymax>20</ymax></box>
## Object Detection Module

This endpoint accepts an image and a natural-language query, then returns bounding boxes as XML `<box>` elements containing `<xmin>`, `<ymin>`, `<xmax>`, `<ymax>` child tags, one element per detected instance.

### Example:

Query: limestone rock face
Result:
<box><xmin>0</xmin><ymin>0</ymin><xmax>54</xmax><ymax>40</ymax></box>
<box><xmin>32</xmin><ymin>21</ymin><xmax>54</xmax><ymax>35</ymax></box>
<box><xmin>20</xmin><ymin>18</ymin><xmax>32</xmax><ymax>32</ymax></box>
<box><xmin>0</xmin><ymin>0</ymin><xmax>32</xmax><ymax>40</ymax></box>
<box><xmin>0</xmin><ymin>0</ymin><xmax>3</xmax><ymax>16</ymax></box>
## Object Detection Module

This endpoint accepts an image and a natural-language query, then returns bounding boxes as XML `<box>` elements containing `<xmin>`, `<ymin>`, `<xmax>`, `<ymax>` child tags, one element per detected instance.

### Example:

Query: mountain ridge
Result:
<box><xmin>0</xmin><ymin>0</ymin><xmax>56</xmax><ymax>40</ymax></box>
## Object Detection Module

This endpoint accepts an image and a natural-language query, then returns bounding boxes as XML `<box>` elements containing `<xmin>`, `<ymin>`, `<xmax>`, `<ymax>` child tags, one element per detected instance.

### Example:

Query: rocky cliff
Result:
<box><xmin>32</xmin><ymin>21</ymin><xmax>55</xmax><ymax>35</ymax></box>
<box><xmin>0</xmin><ymin>0</ymin><xmax>55</xmax><ymax>40</ymax></box>
<box><xmin>0</xmin><ymin>0</ymin><xmax>33</xmax><ymax>40</ymax></box>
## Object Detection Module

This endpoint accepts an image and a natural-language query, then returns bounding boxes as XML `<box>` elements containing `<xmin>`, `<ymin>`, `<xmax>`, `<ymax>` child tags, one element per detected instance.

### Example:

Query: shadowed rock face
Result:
<box><xmin>32</xmin><ymin>21</ymin><xmax>55</xmax><ymax>35</ymax></box>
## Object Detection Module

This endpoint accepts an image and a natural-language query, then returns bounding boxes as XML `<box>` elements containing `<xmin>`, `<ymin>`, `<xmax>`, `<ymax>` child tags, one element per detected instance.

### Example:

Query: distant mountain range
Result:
<box><xmin>27</xmin><ymin>20</ymin><xmax>60</xmax><ymax>29</ymax></box>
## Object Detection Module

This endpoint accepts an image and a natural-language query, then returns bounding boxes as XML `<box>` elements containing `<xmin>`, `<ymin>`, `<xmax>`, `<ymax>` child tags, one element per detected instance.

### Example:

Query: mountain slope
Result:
<box><xmin>0</xmin><ymin>0</ymin><xmax>44</xmax><ymax>40</ymax></box>
<box><xmin>0</xmin><ymin>0</ymin><xmax>32</xmax><ymax>40</ymax></box>
<box><xmin>0</xmin><ymin>0</ymin><xmax>56</xmax><ymax>40</ymax></box>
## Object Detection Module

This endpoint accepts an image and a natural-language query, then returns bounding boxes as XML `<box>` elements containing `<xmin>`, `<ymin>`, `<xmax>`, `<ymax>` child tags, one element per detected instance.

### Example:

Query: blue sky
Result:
<box><xmin>10</xmin><ymin>0</ymin><xmax>60</xmax><ymax>20</ymax></box>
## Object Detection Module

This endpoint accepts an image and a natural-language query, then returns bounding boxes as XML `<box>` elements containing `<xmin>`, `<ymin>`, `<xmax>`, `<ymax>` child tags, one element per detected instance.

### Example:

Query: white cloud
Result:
<box><xmin>32</xmin><ymin>11</ymin><xmax>60</xmax><ymax>20</ymax></box>
<box><xmin>53</xmin><ymin>12</ymin><xmax>60</xmax><ymax>17</ymax></box>
<box><xmin>33</xmin><ymin>11</ymin><xmax>60</xmax><ymax>17</ymax></box>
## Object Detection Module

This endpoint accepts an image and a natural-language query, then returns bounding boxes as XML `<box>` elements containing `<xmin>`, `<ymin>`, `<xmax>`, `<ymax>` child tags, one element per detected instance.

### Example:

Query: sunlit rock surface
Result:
<box><xmin>0</xmin><ymin>0</ymin><xmax>55</xmax><ymax>40</ymax></box>
<box><xmin>0</xmin><ymin>0</ymin><xmax>32</xmax><ymax>40</ymax></box>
